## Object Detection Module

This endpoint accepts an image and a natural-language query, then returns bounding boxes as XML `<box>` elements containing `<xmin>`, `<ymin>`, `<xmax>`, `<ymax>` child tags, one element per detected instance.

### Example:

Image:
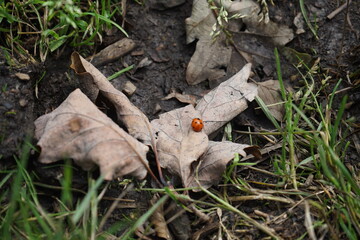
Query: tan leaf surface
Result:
<box><xmin>185</xmin><ymin>0</ymin><xmax>232</xmax><ymax>85</ymax></box>
<box><xmin>161</xmin><ymin>88</ymin><xmax>198</xmax><ymax>106</ymax></box>
<box><xmin>34</xmin><ymin>89</ymin><xmax>149</xmax><ymax>180</ymax></box>
<box><xmin>186</xmin><ymin>38</ymin><xmax>232</xmax><ymax>85</ymax></box>
<box><xmin>70</xmin><ymin>52</ymin><xmax>153</xmax><ymax>145</ymax></box>
<box><xmin>196</xmin><ymin>63</ymin><xmax>257</xmax><ymax>135</ymax></box>
<box><xmin>185</xmin><ymin>0</ymin><xmax>215</xmax><ymax>43</ymax></box>
<box><xmin>151</xmin><ymin>105</ymin><xmax>209</xmax><ymax>187</ymax></box>
<box><xmin>257</xmin><ymin>80</ymin><xmax>284</xmax><ymax>121</ymax></box>
<box><xmin>150</xmin><ymin>194</ymin><xmax>172</xmax><ymax>240</ymax></box>
<box><xmin>187</xmin><ymin>141</ymin><xmax>248</xmax><ymax>190</ymax></box>
<box><xmin>185</xmin><ymin>0</ymin><xmax>293</xmax><ymax>85</ymax></box>
<box><xmin>224</xmin><ymin>0</ymin><xmax>294</xmax><ymax>45</ymax></box>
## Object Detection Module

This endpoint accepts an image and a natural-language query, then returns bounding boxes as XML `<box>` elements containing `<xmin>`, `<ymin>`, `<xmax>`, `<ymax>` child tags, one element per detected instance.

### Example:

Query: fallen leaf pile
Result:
<box><xmin>185</xmin><ymin>0</ymin><xmax>294</xmax><ymax>85</ymax></box>
<box><xmin>34</xmin><ymin>52</ymin><xmax>259</xmax><ymax>189</ymax></box>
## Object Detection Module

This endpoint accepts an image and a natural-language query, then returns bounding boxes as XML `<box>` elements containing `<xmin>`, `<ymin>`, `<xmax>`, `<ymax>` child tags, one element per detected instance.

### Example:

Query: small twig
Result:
<box><xmin>98</xmin><ymin>183</ymin><xmax>134</xmax><ymax>231</ymax></box>
<box><xmin>327</xmin><ymin>0</ymin><xmax>352</xmax><ymax>20</ymax></box>
<box><xmin>228</xmin><ymin>194</ymin><xmax>294</xmax><ymax>204</ymax></box>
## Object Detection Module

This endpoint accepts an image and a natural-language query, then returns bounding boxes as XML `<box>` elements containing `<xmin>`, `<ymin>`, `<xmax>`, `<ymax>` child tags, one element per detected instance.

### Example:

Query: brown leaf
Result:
<box><xmin>70</xmin><ymin>52</ymin><xmax>153</xmax><ymax>145</ymax></box>
<box><xmin>186</xmin><ymin>38</ymin><xmax>232</xmax><ymax>85</ymax></box>
<box><xmin>185</xmin><ymin>0</ymin><xmax>215</xmax><ymax>43</ymax></box>
<box><xmin>225</xmin><ymin>0</ymin><xmax>294</xmax><ymax>45</ymax></box>
<box><xmin>34</xmin><ymin>89</ymin><xmax>149</xmax><ymax>180</ymax></box>
<box><xmin>243</xmin><ymin>145</ymin><xmax>262</xmax><ymax>160</ymax></box>
<box><xmin>150</xmin><ymin>194</ymin><xmax>172</xmax><ymax>240</ymax></box>
<box><xmin>90</xmin><ymin>38</ymin><xmax>136</xmax><ymax>66</ymax></box>
<box><xmin>257</xmin><ymin>80</ymin><xmax>284</xmax><ymax>121</ymax></box>
<box><xmin>187</xmin><ymin>141</ymin><xmax>248</xmax><ymax>189</ymax></box>
<box><xmin>151</xmin><ymin>105</ymin><xmax>209</xmax><ymax>187</ymax></box>
<box><xmin>161</xmin><ymin>88</ymin><xmax>198</xmax><ymax>106</ymax></box>
<box><xmin>196</xmin><ymin>63</ymin><xmax>257</xmax><ymax>135</ymax></box>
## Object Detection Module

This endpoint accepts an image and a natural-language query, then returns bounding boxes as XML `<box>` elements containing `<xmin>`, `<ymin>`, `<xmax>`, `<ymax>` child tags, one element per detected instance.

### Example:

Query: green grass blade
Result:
<box><xmin>0</xmin><ymin>138</ymin><xmax>31</xmax><ymax>239</ymax></box>
<box><xmin>299</xmin><ymin>0</ymin><xmax>319</xmax><ymax>40</ymax></box>
<box><xmin>72</xmin><ymin>176</ymin><xmax>104</xmax><ymax>224</ymax></box>
<box><xmin>107</xmin><ymin>65</ymin><xmax>134</xmax><ymax>81</ymax></box>
<box><xmin>255</xmin><ymin>96</ymin><xmax>281</xmax><ymax>130</ymax></box>
<box><xmin>330</xmin><ymin>95</ymin><xmax>347</xmax><ymax>147</ymax></box>
<box><xmin>82</xmin><ymin>12</ymin><xmax>128</xmax><ymax>37</ymax></box>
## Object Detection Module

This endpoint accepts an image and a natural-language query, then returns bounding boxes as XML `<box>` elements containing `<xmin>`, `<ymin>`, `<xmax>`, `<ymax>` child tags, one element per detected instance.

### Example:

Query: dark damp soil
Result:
<box><xmin>1</xmin><ymin>0</ymin><xmax>359</xmax><ymax>239</ymax></box>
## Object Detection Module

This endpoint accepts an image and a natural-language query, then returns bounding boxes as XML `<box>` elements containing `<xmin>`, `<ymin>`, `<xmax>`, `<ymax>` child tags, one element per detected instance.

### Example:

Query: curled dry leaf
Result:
<box><xmin>34</xmin><ymin>89</ymin><xmax>149</xmax><ymax>180</ymax></box>
<box><xmin>196</xmin><ymin>63</ymin><xmax>257</xmax><ymax>135</ymax></box>
<box><xmin>186</xmin><ymin>38</ymin><xmax>232</xmax><ymax>85</ymax></box>
<box><xmin>151</xmin><ymin>105</ymin><xmax>209</xmax><ymax>187</ymax></box>
<box><xmin>70</xmin><ymin>52</ymin><xmax>153</xmax><ymax>145</ymax></box>
<box><xmin>223</xmin><ymin>0</ymin><xmax>294</xmax><ymax>45</ymax></box>
<box><xmin>161</xmin><ymin>88</ymin><xmax>198</xmax><ymax>106</ymax></box>
<box><xmin>187</xmin><ymin>141</ymin><xmax>248</xmax><ymax>190</ymax></box>
<box><xmin>185</xmin><ymin>0</ymin><xmax>232</xmax><ymax>85</ymax></box>
<box><xmin>257</xmin><ymin>80</ymin><xmax>284</xmax><ymax>121</ymax></box>
<box><xmin>185</xmin><ymin>0</ymin><xmax>215</xmax><ymax>44</ymax></box>
<box><xmin>150</xmin><ymin>194</ymin><xmax>172</xmax><ymax>240</ymax></box>
<box><xmin>185</xmin><ymin>0</ymin><xmax>294</xmax><ymax>85</ymax></box>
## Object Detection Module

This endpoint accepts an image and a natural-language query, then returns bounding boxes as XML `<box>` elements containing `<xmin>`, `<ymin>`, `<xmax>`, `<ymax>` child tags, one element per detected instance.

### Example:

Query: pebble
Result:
<box><xmin>15</xmin><ymin>73</ymin><xmax>30</xmax><ymax>81</ymax></box>
<box><xmin>122</xmin><ymin>81</ymin><xmax>137</xmax><ymax>96</ymax></box>
<box><xmin>19</xmin><ymin>99</ymin><xmax>28</xmax><ymax>107</ymax></box>
<box><xmin>3</xmin><ymin>101</ymin><xmax>13</xmax><ymax>109</ymax></box>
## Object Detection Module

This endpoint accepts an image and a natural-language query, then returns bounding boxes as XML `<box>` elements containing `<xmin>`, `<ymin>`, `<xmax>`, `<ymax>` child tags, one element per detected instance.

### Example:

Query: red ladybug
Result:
<box><xmin>191</xmin><ymin>118</ymin><xmax>204</xmax><ymax>132</ymax></box>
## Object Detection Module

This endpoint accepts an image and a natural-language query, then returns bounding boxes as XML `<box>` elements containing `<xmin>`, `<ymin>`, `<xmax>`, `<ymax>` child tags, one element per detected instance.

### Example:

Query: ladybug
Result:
<box><xmin>191</xmin><ymin>118</ymin><xmax>204</xmax><ymax>132</ymax></box>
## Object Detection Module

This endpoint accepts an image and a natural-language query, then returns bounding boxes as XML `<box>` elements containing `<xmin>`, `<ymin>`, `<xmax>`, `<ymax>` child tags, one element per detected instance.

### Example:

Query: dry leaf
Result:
<box><xmin>196</xmin><ymin>63</ymin><xmax>257</xmax><ymax>135</ymax></box>
<box><xmin>150</xmin><ymin>194</ymin><xmax>172</xmax><ymax>240</ymax></box>
<box><xmin>161</xmin><ymin>88</ymin><xmax>198</xmax><ymax>106</ymax></box>
<box><xmin>34</xmin><ymin>89</ymin><xmax>149</xmax><ymax>180</ymax></box>
<box><xmin>257</xmin><ymin>80</ymin><xmax>284</xmax><ymax>121</ymax></box>
<box><xmin>224</xmin><ymin>0</ymin><xmax>294</xmax><ymax>45</ymax></box>
<box><xmin>151</xmin><ymin>105</ymin><xmax>209</xmax><ymax>187</ymax></box>
<box><xmin>90</xmin><ymin>38</ymin><xmax>136</xmax><ymax>66</ymax></box>
<box><xmin>185</xmin><ymin>0</ymin><xmax>232</xmax><ymax>85</ymax></box>
<box><xmin>185</xmin><ymin>0</ymin><xmax>293</xmax><ymax>85</ymax></box>
<box><xmin>186</xmin><ymin>38</ymin><xmax>232</xmax><ymax>85</ymax></box>
<box><xmin>187</xmin><ymin>141</ymin><xmax>248</xmax><ymax>189</ymax></box>
<box><xmin>185</xmin><ymin>0</ymin><xmax>215</xmax><ymax>43</ymax></box>
<box><xmin>70</xmin><ymin>52</ymin><xmax>153</xmax><ymax>145</ymax></box>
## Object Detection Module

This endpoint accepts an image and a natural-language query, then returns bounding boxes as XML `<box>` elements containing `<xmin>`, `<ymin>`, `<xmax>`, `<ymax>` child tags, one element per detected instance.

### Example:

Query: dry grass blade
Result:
<box><xmin>228</xmin><ymin>194</ymin><xmax>294</xmax><ymax>204</ymax></box>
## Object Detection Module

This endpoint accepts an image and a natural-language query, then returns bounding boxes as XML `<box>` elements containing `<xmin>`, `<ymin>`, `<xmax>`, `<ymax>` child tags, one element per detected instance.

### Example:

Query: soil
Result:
<box><xmin>1</xmin><ymin>0</ymin><xmax>359</xmax><ymax>239</ymax></box>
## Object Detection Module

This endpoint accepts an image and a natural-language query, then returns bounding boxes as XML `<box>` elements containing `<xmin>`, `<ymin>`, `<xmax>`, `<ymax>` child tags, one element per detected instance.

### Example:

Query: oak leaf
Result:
<box><xmin>186</xmin><ymin>38</ymin><xmax>232</xmax><ymax>85</ymax></box>
<box><xmin>151</xmin><ymin>105</ymin><xmax>209</xmax><ymax>187</ymax></box>
<box><xmin>70</xmin><ymin>52</ymin><xmax>153</xmax><ymax>145</ymax></box>
<box><xmin>185</xmin><ymin>0</ymin><xmax>294</xmax><ymax>85</ymax></box>
<box><xmin>187</xmin><ymin>141</ymin><xmax>248</xmax><ymax>190</ymax></box>
<box><xmin>196</xmin><ymin>63</ymin><xmax>257</xmax><ymax>135</ymax></box>
<box><xmin>34</xmin><ymin>89</ymin><xmax>149</xmax><ymax>180</ymax></box>
<box><xmin>185</xmin><ymin>0</ymin><xmax>215</xmax><ymax>44</ymax></box>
